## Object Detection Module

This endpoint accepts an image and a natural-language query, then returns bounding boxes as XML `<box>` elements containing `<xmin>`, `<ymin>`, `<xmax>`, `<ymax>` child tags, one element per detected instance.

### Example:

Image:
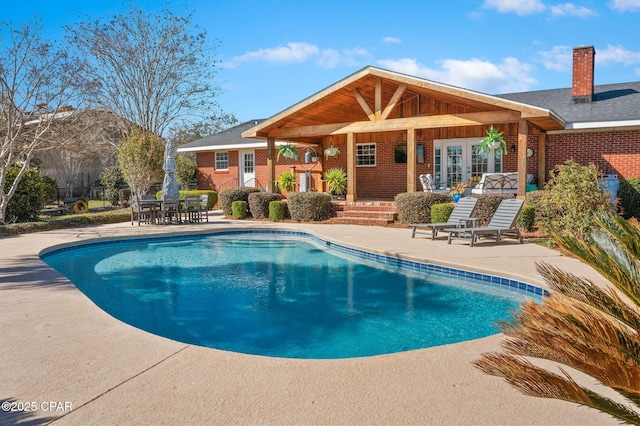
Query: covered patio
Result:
<box><xmin>242</xmin><ymin>66</ymin><xmax>565</xmax><ymax>201</ymax></box>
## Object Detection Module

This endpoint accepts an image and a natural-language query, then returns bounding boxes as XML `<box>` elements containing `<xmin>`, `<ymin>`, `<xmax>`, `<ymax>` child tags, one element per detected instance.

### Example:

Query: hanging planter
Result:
<box><xmin>324</xmin><ymin>146</ymin><xmax>340</xmax><ymax>159</ymax></box>
<box><xmin>478</xmin><ymin>126</ymin><xmax>507</xmax><ymax>158</ymax></box>
<box><xmin>277</xmin><ymin>143</ymin><xmax>298</xmax><ymax>161</ymax></box>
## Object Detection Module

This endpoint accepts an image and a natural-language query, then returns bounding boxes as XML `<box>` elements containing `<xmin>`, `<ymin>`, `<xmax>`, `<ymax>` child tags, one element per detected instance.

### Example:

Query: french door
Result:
<box><xmin>435</xmin><ymin>138</ymin><xmax>502</xmax><ymax>188</ymax></box>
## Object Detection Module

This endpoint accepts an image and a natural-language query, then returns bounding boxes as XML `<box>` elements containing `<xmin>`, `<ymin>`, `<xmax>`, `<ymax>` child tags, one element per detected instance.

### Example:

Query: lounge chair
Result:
<box><xmin>410</xmin><ymin>197</ymin><xmax>478</xmax><ymax>240</ymax></box>
<box><xmin>442</xmin><ymin>198</ymin><xmax>524</xmax><ymax>247</ymax></box>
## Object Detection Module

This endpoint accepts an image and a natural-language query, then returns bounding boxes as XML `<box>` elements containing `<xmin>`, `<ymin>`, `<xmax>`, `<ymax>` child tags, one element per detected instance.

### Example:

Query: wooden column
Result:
<box><xmin>267</xmin><ymin>137</ymin><xmax>276</xmax><ymax>193</ymax></box>
<box><xmin>538</xmin><ymin>132</ymin><xmax>546</xmax><ymax>189</ymax></box>
<box><xmin>407</xmin><ymin>128</ymin><xmax>416</xmax><ymax>192</ymax></box>
<box><xmin>517</xmin><ymin>119</ymin><xmax>528</xmax><ymax>199</ymax></box>
<box><xmin>346</xmin><ymin>132</ymin><xmax>357</xmax><ymax>202</ymax></box>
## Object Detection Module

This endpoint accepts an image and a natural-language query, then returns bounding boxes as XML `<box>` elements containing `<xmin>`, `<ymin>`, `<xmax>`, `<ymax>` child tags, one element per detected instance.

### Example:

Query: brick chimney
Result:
<box><xmin>572</xmin><ymin>46</ymin><xmax>595</xmax><ymax>103</ymax></box>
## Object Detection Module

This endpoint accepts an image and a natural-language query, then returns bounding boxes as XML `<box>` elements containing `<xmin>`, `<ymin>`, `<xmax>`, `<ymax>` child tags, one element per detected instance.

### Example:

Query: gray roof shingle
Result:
<box><xmin>178</xmin><ymin>119</ymin><xmax>266</xmax><ymax>149</ymax></box>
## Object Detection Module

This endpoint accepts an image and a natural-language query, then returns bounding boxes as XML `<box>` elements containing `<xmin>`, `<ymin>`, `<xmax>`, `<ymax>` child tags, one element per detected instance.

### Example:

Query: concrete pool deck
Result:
<box><xmin>0</xmin><ymin>211</ymin><xmax>619</xmax><ymax>425</ymax></box>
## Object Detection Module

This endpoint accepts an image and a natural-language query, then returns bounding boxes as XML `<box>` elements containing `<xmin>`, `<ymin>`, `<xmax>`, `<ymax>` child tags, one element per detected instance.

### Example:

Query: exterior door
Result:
<box><xmin>436</xmin><ymin>138</ymin><xmax>502</xmax><ymax>188</ymax></box>
<box><xmin>239</xmin><ymin>150</ymin><xmax>256</xmax><ymax>187</ymax></box>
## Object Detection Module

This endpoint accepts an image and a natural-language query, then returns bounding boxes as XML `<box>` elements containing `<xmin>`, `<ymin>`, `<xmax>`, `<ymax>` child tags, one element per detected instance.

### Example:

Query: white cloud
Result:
<box><xmin>482</xmin><ymin>0</ymin><xmax>546</xmax><ymax>15</ymax></box>
<box><xmin>222</xmin><ymin>43</ymin><xmax>370</xmax><ymax>69</ymax></box>
<box><xmin>382</xmin><ymin>37</ymin><xmax>401</xmax><ymax>44</ymax></box>
<box><xmin>596</xmin><ymin>44</ymin><xmax>640</xmax><ymax>65</ymax></box>
<box><xmin>222</xmin><ymin>42</ymin><xmax>320</xmax><ymax>68</ymax></box>
<box><xmin>609</xmin><ymin>0</ymin><xmax>640</xmax><ymax>12</ymax></box>
<box><xmin>378</xmin><ymin>56</ymin><xmax>536</xmax><ymax>93</ymax></box>
<box><xmin>549</xmin><ymin>3</ymin><xmax>597</xmax><ymax>16</ymax></box>
<box><xmin>538</xmin><ymin>45</ymin><xmax>573</xmax><ymax>71</ymax></box>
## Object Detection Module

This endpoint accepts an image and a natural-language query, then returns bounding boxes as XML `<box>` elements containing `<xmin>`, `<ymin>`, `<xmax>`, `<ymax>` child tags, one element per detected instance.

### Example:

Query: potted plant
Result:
<box><xmin>322</xmin><ymin>167</ymin><xmax>347</xmax><ymax>197</ymax></box>
<box><xmin>449</xmin><ymin>182</ymin><xmax>467</xmax><ymax>202</ymax></box>
<box><xmin>324</xmin><ymin>145</ymin><xmax>340</xmax><ymax>159</ymax></box>
<box><xmin>477</xmin><ymin>126</ymin><xmax>507</xmax><ymax>157</ymax></box>
<box><xmin>277</xmin><ymin>143</ymin><xmax>298</xmax><ymax>161</ymax></box>
<box><xmin>277</xmin><ymin>170</ymin><xmax>296</xmax><ymax>196</ymax></box>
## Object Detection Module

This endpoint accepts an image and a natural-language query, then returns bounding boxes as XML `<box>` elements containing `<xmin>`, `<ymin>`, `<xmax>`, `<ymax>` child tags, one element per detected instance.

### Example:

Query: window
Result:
<box><xmin>215</xmin><ymin>152</ymin><xmax>228</xmax><ymax>170</ymax></box>
<box><xmin>394</xmin><ymin>145</ymin><xmax>407</xmax><ymax>163</ymax></box>
<box><xmin>356</xmin><ymin>143</ymin><xmax>376</xmax><ymax>166</ymax></box>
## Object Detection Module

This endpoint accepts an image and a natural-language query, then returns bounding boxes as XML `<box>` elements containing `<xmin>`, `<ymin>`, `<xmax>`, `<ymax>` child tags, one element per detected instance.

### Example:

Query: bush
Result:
<box><xmin>431</xmin><ymin>203</ymin><xmax>454</xmax><ymax>223</ymax></box>
<box><xmin>232</xmin><ymin>200</ymin><xmax>248</xmax><ymax>219</ymax></box>
<box><xmin>0</xmin><ymin>208</ymin><xmax>132</xmax><ymax>236</ymax></box>
<box><xmin>394</xmin><ymin>192</ymin><xmax>450</xmax><ymax>224</ymax></box>
<box><xmin>100</xmin><ymin>166</ymin><xmax>126</xmax><ymax>206</ymax></box>
<box><xmin>473</xmin><ymin>194</ymin><xmax>516</xmax><ymax>226</ymax></box>
<box><xmin>41</xmin><ymin>176</ymin><xmax>58</xmax><ymax>203</ymax></box>
<box><xmin>248</xmin><ymin>192</ymin><xmax>282</xmax><ymax>219</ymax></box>
<box><xmin>5</xmin><ymin>166</ymin><xmax>45</xmax><ymax>223</ymax></box>
<box><xmin>118</xmin><ymin>188</ymin><xmax>132</xmax><ymax>207</ymax></box>
<box><xmin>516</xmin><ymin>205</ymin><xmax>535</xmax><ymax>231</ymax></box>
<box><xmin>219</xmin><ymin>187</ymin><xmax>261</xmax><ymax>216</ymax></box>
<box><xmin>617</xmin><ymin>177</ymin><xmax>640</xmax><ymax>219</ymax></box>
<box><xmin>287</xmin><ymin>192</ymin><xmax>332</xmax><ymax>221</ymax></box>
<box><xmin>269</xmin><ymin>200</ymin><xmax>286</xmax><ymax>222</ymax></box>
<box><xmin>537</xmin><ymin>160</ymin><xmax>612</xmax><ymax>238</ymax></box>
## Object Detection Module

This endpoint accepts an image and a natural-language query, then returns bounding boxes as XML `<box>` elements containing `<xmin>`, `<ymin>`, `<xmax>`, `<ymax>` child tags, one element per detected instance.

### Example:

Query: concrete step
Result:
<box><xmin>336</xmin><ymin>210</ymin><xmax>397</xmax><ymax>220</ymax></box>
<box><xmin>328</xmin><ymin>216</ymin><xmax>395</xmax><ymax>226</ymax></box>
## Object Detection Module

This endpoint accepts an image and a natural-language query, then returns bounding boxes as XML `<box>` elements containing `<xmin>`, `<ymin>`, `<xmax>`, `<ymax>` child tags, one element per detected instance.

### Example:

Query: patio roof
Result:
<box><xmin>242</xmin><ymin>66</ymin><xmax>565</xmax><ymax>143</ymax></box>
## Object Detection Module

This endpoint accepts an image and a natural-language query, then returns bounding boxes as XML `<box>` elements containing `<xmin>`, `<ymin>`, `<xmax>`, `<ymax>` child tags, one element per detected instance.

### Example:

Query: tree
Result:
<box><xmin>475</xmin><ymin>212</ymin><xmax>640</xmax><ymax>424</ymax></box>
<box><xmin>175</xmin><ymin>154</ymin><xmax>196</xmax><ymax>189</ymax></box>
<box><xmin>117</xmin><ymin>130</ymin><xmax>164</xmax><ymax>199</ymax></box>
<box><xmin>65</xmin><ymin>5</ymin><xmax>223</xmax><ymax>137</ymax></box>
<box><xmin>167</xmin><ymin>114</ymin><xmax>237</xmax><ymax>146</ymax></box>
<box><xmin>0</xmin><ymin>19</ymin><xmax>85</xmax><ymax>224</ymax></box>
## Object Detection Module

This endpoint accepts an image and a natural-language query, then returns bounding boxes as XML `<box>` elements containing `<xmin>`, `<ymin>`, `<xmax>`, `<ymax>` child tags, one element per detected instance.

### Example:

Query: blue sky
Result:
<box><xmin>6</xmin><ymin>0</ymin><xmax>640</xmax><ymax>123</ymax></box>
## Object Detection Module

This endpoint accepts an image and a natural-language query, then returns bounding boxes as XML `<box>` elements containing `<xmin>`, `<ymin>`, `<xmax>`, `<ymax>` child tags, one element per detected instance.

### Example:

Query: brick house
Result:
<box><xmin>180</xmin><ymin>46</ymin><xmax>640</xmax><ymax>201</ymax></box>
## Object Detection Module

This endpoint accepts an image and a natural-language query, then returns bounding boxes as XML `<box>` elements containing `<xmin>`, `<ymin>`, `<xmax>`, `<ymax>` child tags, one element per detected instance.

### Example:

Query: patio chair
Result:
<box><xmin>160</xmin><ymin>196</ymin><xmax>180</xmax><ymax>225</ymax></box>
<box><xmin>199</xmin><ymin>194</ymin><xmax>209</xmax><ymax>222</ymax></box>
<box><xmin>410</xmin><ymin>197</ymin><xmax>478</xmax><ymax>240</ymax></box>
<box><xmin>183</xmin><ymin>195</ymin><xmax>202</xmax><ymax>223</ymax></box>
<box><xmin>419</xmin><ymin>174</ymin><xmax>436</xmax><ymax>192</ymax></box>
<box><xmin>442</xmin><ymin>198</ymin><xmax>524</xmax><ymax>247</ymax></box>
<box><xmin>130</xmin><ymin>196</ymin><xmax>157</xmax><ymax>225</ymax></box>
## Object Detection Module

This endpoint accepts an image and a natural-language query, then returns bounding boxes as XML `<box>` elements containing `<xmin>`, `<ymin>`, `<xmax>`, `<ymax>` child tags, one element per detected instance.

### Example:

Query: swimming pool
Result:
<box><xmin>41</xmin><ymin>230</ymin><xmax>543</xmax><ymax>359</ymax></box>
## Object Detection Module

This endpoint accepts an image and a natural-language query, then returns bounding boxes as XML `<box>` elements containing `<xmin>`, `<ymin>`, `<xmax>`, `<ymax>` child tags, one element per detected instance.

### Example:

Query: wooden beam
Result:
<box><xmin>407</xmin><ymin>128</ymin><xmax>416</xmax><ymax>193</ymax></box>
<box><xmin>267</xmin><ymin>137</ymin><xmax>276</xmax><ymax>193</ymax></box>
<box><xmin>269</xmin><ymin>110</ymin><xmax>522</xmax><ymax>138</ymax></box>
<box><xmin>538</xmin><ymin>132</ymin><xmax>546</xmax><ymax>188</ymax></box>
<box><xmin>375</xmin><ymin>78</ymin><xmax>382</xmax><ymax>120</ymax></box>
<box><xmin>517</xmin><ymin>119</ymin><xmax>528</xmax><ymax>199</ymax></box>
<box><xmin>346</xmin><ymin>132</ymin><xmax>357</xmax><ymax>202</ymax></box>
<box><xmin>381</xmin><ymin>84</ymin><xmax>407</xmax><ymax>120</ymax></box>
<box><xmin>353</xmin><ymin>88</ymin><xmax>375</xmax><ymax>121</ymax></box>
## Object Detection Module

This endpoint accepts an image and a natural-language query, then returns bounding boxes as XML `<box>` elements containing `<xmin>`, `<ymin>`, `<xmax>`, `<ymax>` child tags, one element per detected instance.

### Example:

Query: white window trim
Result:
<box><xmin>356</xmin><ymin>143</ymin><xmax>377</xmax><ymax>167</ymax></box>
<box><xmin>215</xmin><ymin>151</ymin><xmax>229</xmax><ymax>170</ymax></box>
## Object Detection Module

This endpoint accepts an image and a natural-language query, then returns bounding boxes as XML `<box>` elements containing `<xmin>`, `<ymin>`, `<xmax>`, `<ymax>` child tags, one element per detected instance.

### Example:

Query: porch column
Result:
<box><xmin>538</xmin><ymin>132</ymin><xmax>546</xmax><ymax>189</ymax></box>
<box><xmin>517</xmin><ymin>119</ymin><xmax>528</xmax><ymax>198</ymax></box>
<box><xmin>407</xmin><ymin>128</ymin><xmax>416</xmax><ymax>192</ymax></box>
<box><xmin>346</xmin><ymin>132</ymin><xmax>357</xmax><ymax>202</ymax></box>
<box><xmin>266</xmin><ymin>137</ymin><xmax>276</xmax><ymax>193</ymax></box>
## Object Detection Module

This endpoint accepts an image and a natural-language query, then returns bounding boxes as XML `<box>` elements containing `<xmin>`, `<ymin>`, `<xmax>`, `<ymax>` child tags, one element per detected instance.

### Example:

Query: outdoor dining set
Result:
<box><xmin>130</xmin><ymin>194</ymin><xmax>209</xmax><ymax>225</ymax></box>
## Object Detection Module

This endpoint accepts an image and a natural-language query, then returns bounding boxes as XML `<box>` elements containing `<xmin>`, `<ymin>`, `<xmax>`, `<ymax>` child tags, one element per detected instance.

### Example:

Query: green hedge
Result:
<box><xmin>154</xmin><ymin>189</ymin><xmax>218</xmax><ymax>209</ymax></box>
<box><xmin>430</xmin><ymin>203</ymin><xmax>454</xmax><ymax>223</ymax></box>
<box><xmin>618</xmin><ymin>177</ymin><xmax>640</xmax><ymax>219</ymax></box>
<box><xmin>0</xmin><ymin>209</ymin><xmax>131</xmax><ymax>236</ymax></box>
<box><xmin>5</xmin><ymin>166</ymin><xmax>46</xmax><ymax>222</ymax></box>
<box><xmin>516</xmin><ymin>205</ymin><xmax>536</xmax><ymax>231</ymax></box>
<box><xmin>248</xmin><ymin>192</ymin><xmax>282</xmax><ymax>219</ymax></box>
<box><xmin>231</xmin><ymin>200</ymin><xmax>248</xmax><ymax>219</ymax></box>
<box><xmin>287</xmin><ymin>192</ymin><xmax>332</xmax><ymax>221</ymax></box>
<box><xmin>394</xmin><ymin>192</ymin><xmax>450</xmax><ymax>224</ymax></box>
<box><xmin>269</xmin><ymin>200</ymin><xmax>286</xmax><ymax>222</ymax></box>
<box><xmin>219</xmin><ymin>187</ymin><xmax>261</xmax><ymax>216</ymax></box>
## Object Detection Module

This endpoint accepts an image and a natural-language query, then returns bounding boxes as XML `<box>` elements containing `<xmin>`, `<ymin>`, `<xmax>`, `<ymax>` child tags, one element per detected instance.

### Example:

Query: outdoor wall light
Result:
<box><xmin>510</xmin><ymin>144</ymin><xmax>516</xmax><ymax>153</ymax></box>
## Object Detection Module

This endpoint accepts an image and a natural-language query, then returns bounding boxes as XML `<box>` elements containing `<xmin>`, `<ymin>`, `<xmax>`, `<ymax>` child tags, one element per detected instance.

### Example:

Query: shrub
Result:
<box><xmin>537</xmin><ymin>160</ymin><xmax>612</xmax><ymax>238</ymax></box>
<box><xmin>617</xmin><ymin>177</ymin><xmax>640</xmax><ymax>219</ymax></box>
<box><xmin>5</xmin><ymin>166</ymin><xmax>45</xmax><ymax>223</ymax></box>
<box><xmin>322</xmin><ymin>168</ymin><xmax>347</xmax><ymax>195</ymax></box>
<box><xmin>287</xmin><ymin>192</ymin><xmax>332</xmax><ymax>221</ymax></box>
<box><xmin>219</xmin><ymin>187</ymin><xmax>261</xmax><ymax>216</ymax></box>
<box><xmin>269</xmin><ymin>200</ymin><xmax>286</xmax><ymax>222</ymax></box>
<box><xmin>516</xmin><ymin>205</ymin><xmax>535</xmax><ymax>231</ymax></box>
<box><xmin>431</xmin><ymin>203</ymin><xmax>454</xmax><ymax>223</ymax></box>
<box><xmin>277</xmin><ymin>170</ymin><xmax>296</xmax><ymax>193</ymax></box>
<box><xmin>231</xmin><ymin>200</ymin><xmax>248</xmax><ymax>219</ymax></box>
<box><xmin>100</xmin><ymin>166</ymin><xmax>126</xmax><ymax>205</ymax></box>
<box><xmin>394</xmin><ymin>192</ymin><xmax>450</xmax><ymax>224</ymax></box>
<box><xmin>41</xmin><ymin>176</ymin><xmax>58</xmax><ymax>203</ymax></box>
<box><xmin>473</xmin><ymin>194</ymin><xmax>515</xmax><ymax>226</ymax></box>
<box><xmin>248</xmin><ymin>192</ymin><xmax>282</xmax><ymax>219</ymax></box>
<box><xmin>118</xmin><ymin>188</ymin><xmax>132</xmax><ymax>207</ymax></box>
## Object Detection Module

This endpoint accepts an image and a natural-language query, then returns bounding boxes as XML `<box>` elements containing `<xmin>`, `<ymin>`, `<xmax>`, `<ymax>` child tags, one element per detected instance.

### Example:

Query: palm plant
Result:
<box><xmin>475</xmin><ymin>212</ymin><xmax>640</xmax><ymax>424</ymax></box>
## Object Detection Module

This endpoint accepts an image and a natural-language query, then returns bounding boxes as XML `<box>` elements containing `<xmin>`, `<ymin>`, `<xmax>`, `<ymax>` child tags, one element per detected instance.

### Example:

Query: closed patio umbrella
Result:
<box><xmin>162</xmin><ymin>138</ymin><xmax>179</xmax><ymax>198</ymax></box>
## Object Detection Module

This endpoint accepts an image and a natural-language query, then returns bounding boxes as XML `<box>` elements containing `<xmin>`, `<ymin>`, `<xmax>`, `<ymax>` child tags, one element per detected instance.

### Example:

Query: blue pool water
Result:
<box><xmin>41</xmin><ymin>231</ymin><xmax>540</xmax><ymax>359</ymax></box>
